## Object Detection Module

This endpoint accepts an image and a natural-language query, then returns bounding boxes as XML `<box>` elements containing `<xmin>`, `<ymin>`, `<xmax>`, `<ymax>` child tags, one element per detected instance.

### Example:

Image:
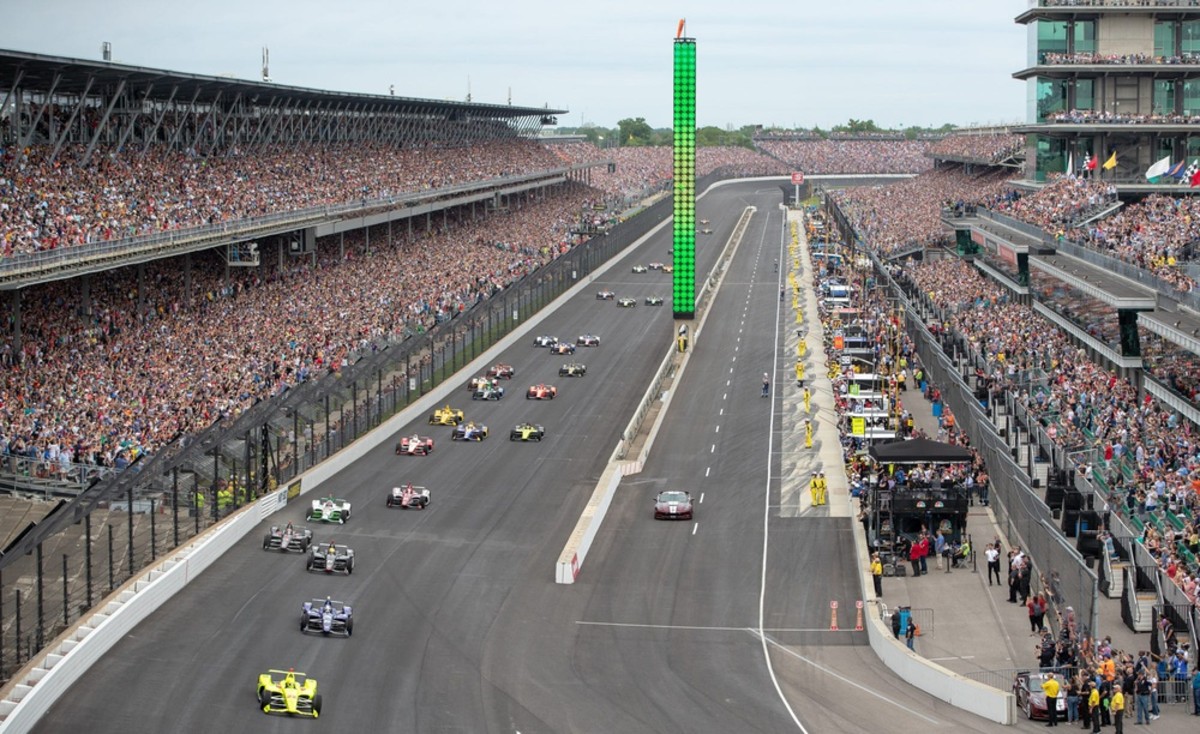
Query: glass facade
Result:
<box><xmin>1036</xmin><ymin>78</ymin><xmax>1068</xmax><ymax>121</ymax></box>
<box><xmin>1186</xmin><ymin>81</ymin><xmax>1200</xmax><ymax>116</ymax></box>
<box><xmin>1037</xmin><ymin>19</ymin><xmax>1068</xmax><ymax>62</ymax></box>
<box><xmin>1034</xmin><ymin>136</ymin><xmax>1067</xmax><ymax>182</ymax></box>
<box><xmin>1155</xmin><ymin>21</ymin><xmax>1177</xmax><ymax>58</ymax></box>
<box><xmin>1154</xmin><ymin>80</ymin><xmax>1176</xmax><ymax>115</ymax></box>
<box><xmin>1076</xmin><ymin>78</ymin><xmax>1094</xmax><ymax>111</ymax></box>
<box><xmin>1184</xmin><ymin>20</ymin><xmax>1200</xmax><ymax>56</ymax></box>
<box><xmin>1072</xmin><ymin>20</ymin><xmax>1096</xmax><ymax>55</ymax></box>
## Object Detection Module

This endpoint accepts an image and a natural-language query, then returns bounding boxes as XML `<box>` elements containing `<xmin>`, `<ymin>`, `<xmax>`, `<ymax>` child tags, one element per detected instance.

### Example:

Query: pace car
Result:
<box><xmin>645</xmin><ymin>296</ymin><xmax>664</xmax><ymax>306</ymax></box>
<box><xmin>386</xmin><ymin>483</ymin><xmax>430</xmax><ymax>509</ymax></box>
<box><xmin>532</xmin><ymin>335</ymin><xmax>559</xmax><ymax>347</ymax></box>
<box><xmin>485</xmin><ymin>363</ymin><xmax>514</xmax><ymax>379</ymax></box>
<box><xmin>558</xmin><ymin>363</ymin><xmax>587</xmax><ymax>377</ymax></box>
<box><xmin>472</xmin><ymin>385</ymin><xmax>505</xmax><ymax>401</ymax></box>
<box><xmin>576</xmin><ymin>334</ymin><xmax>600</xmax><ymax>347</ymax></box>
<box><xmin>550</xmin><ymin>341</ymin><xmax>576</xmax><ymax>355</ymax></box>
<box><xmin>263</xmin><ymin>523</ymin><xmax>312</xmax><ymax>552</ymax></box>
<box><xmin>526</xmin><ymin>383</ymin><xmax>558</xmax><ymax>400</ymax></box>
<box><xmin>300</xmin><ymin>598</ymin><xmax>353</xmax><ymax>637</ymax></box>
<box><xmin>452</xmin><ymin>421</ymin><xmax>489</xmax><ymax>441</ymax></box>
<box><xmin>509</xmin><ymin>422</ymin><xmax>545</xmax><ymax>441</ymax></box>
<box><xmin>395</xmin><ymin>433</ymin><xmax>434</xmax><ymax>456</ymax></box>
<box><xmin>617</xmin><ymin>297</ymin><xmax>636</xmax><ymax>308</ymax></box>
<box><xmin>307</xmin><ymin>541</ymin><xmax>354</xmax><ymax>574</ymax></box>
<box><xmin>307</xmin><ymin>496</ymin><xmax>352</xmax><ymax>524</ymax></box>
<box><xmin>654</xmin><ymin>490</ymin><xmax>694</xmax><ymax>520</ymax></box>
<box><xmin>596</xmin><ymin>290</ymin><xmax>615</xmax><ymax>300</ymax></box>
<box><xmin>428</xmin><ymin>404</ymin><xmax>465</xmax><ymax>425</ymax></box>
<box><xmin>1013</xmin><ymin>671</ymin><xmax>1067</xmax><ymax>721</ymax></box>
<box><xmin>631</xmin><ymin>264</ymin><xmax>648</xmax><ymax>273</ymax></box>
<box><xmin>257</xmin><ymin>669</ymin><xmax>321</xmax><ymax>718</ymax></box>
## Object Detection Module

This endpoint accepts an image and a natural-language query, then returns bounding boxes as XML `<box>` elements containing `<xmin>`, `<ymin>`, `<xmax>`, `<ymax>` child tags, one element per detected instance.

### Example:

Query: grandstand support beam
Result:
<box><xmin>205</xmin><ymin>90</ymin><xmax>241</xmax><ymax>156</ymax></box>
<box><xmin>1</xmin><ymin>68</ymin><xmax>24</xmax><ymax>141</ymax></box>
<box><xmin>17</xmin><ymin>71</ymin><xmax>60</xmax><ymax>149</ymax></box>
<box><xmin>165</xmin><ymin>86</ymin><xmax>201</xmax><ymax>154</ymax></box>
<box><xmin>48</xmin><ymin>75</ymin><xmax>95</xmax><ymax>162</ymax></box>
<box><xmin>139</xmin><ymin>84</ymin><xmax>178</xmax><ymax>157</ymax></box>
<box><xmin>115</xmin><ymin>83</ymin><xmax>155</xmax><ymax>156</ymax></box>
<box><xmin>191</xmin><ymin>88</ymin><xmax>223</xmax><ymax>158</ymax></box>
<box><xmin>252</xmin><ymin>96</ymin><xmax>288</xmax><ymax>150</ymax></box>
<box><xmin>81</xmin><ymin>79</ymin><xmax>125</xmax><ymax>165</ymax></box>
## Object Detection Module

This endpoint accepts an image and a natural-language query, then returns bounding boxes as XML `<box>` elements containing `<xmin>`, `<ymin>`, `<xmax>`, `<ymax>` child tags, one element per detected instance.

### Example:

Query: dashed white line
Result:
<box><xmin>715</xmin><ymin>425</ymin><xmax>720</xmax><ymax>433</ymax></box>
<box><xmin>700</xmin><ymin>491</ymin><xmax>706</xmax><ymax>502</ymax></box>
<box><xmin>719</xmin><ymin>408</ymin><xmax>724</xmax><ymax>416</ymax></box>
<box><xmin>710</xmin><ymin>444</ymin><xmax>716</xmax><ymax>453</ymax></box>
<box><xmin>692</xmin><ymin>523</ymin><xmax>698</xmax><ymax>535</ymax></box>
<box><xmin>730</xmin><ymin>367</ymin><xmax>734</xmax><ymax>374</ymax></box>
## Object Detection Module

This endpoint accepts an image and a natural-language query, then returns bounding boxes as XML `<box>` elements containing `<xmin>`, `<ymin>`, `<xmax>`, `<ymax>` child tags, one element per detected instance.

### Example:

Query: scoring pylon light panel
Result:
<box><xmin>672</xmin><ymin>35</ymin><xmax>696</xmax><ymax>320</ymax></box>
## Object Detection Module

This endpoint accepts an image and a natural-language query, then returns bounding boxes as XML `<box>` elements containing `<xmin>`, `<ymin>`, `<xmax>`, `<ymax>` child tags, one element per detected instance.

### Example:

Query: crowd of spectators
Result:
<box><xmin>756</xmin><ymin>139</ymin><xmax>933</xmax><ymax>175</ymax></box>
<box><xmin>1046</xmin><ymin>109</ymin><xmax>1200</xmax><ymax>125</ymax></box>
<box><xmin>830</xmin><ymin>166</ymin><xmax>1017</xmax><ymax>255</ymax></box>
<box><xmin>0</xmin><ymin>183</ymin><xmax>599</xmax><ymax>474</ymax></box>
<box><xmin>1070</xmin><ymin>194</ymin><xmax>1200</xmax><ymax>292</ymax></box>
<box><xmin>897</xmin><ymin>258</ymin><xmax>1200</xmax><ymax>606</ymax></box>
<box><xmin>1041</xmin><ymin>0</ymin><xmax>1200</xmax><ymax>7</ymax></box>
<box><xmin>0</xmin><ymin>139</ymin><xmax>569</xmax><ymax>257</ymax></box>
<box><xmin>926</xmin><ymin>134</ymin><xmax>1024</xmax><ymax>165</ymax></box>
<box><xmin>1040</xmin><ymin>51</ymin><xmax>1200</xmax><ymax>65</ymax></box>
<box><xmin>992</xmin><ymin>176</ymin><xmax>1119</xmax><ymax>231</ymax></box>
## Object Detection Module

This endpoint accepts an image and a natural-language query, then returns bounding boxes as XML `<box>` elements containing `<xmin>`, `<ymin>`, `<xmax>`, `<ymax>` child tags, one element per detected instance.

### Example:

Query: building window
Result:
<box><xmin>1155</xmin><ymin>21</ymin><xmax>1177</xmax><ymax>59</ymax></box>
<box><xmin>1154</xmin><ymin>80</ymin><xmax>1176</xmax><ymax>116</ymax></box>
<box><xmin>1075</xmin><ymin>79</ymin><xmax>1094</xmax><ymax>111</ymax></box>
<box><xmin>1037</xmin><ymin>20</ymin><xmax>1068</xmax><ymax>63</ymax></box>
<box><xmin>1036</xmin><ymin>78</ymin><xmax>1068</xmax><ymax>122</ymax></box>
<box><xmin>1183</xmin><ymin>20</ymin><xmax>1200</xmax><ymax>57</ymax></box>
<box><xmin>1072</xmin><ymin>20</ymin><xmax>1096</xmax><ymax>55</ymax></box>
<box><xmin>1184</xmin><ymin>80</ymin><xmax>1200</xmax><ymax>117</ymax></box>
<box><xmin>1035</xmin><ymin>136</ymin><xmax>1066</xmax><ymax>182</ymax></box>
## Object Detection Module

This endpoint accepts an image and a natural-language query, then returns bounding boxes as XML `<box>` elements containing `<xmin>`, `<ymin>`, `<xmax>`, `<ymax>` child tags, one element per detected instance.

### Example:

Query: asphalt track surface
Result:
<box><xmin>34</xmin><ymin>183</ymin><xmax>1012</xmax><ymax>733</ymax></box>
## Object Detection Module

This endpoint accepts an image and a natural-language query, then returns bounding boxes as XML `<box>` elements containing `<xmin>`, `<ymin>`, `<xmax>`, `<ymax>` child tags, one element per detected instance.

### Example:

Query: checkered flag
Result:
<box><xmin>1183</xmin><ymin>161</ymin><xmax>1199</xmax><ymax>185</ymax></box>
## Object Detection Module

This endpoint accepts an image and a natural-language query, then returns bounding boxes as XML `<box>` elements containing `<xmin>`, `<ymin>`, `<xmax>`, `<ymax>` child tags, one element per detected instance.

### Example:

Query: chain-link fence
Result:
<box><xmin>0</xmin><ymin>170</ymin><xmax>740</xmax><ymax>683</ymax></box>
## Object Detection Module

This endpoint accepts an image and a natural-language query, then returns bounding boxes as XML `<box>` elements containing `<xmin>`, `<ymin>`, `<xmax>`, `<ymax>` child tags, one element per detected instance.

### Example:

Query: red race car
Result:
<box><xmin>486</xmin><ymin>363</ymin><xmax>515</xmax><ymax>379</ymax></box>
<box><xmin>526</xmin><ymin>383</ymin><xmax>558</xmax><ymax>400</ymax></box>
<box><xmin>550</xmin><ymin>342</ymin><xmax>576</xmax><ymax>355</ymax></box>
<box><xmin>395</xmin><ymin>433</ymin><xmax>434</xmax><ymax>456</ymax></box>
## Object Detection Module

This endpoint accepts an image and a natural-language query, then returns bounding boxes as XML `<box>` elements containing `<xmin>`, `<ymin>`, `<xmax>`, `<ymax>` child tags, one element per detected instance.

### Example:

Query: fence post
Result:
<box><xmin>193</xmin><ymin>476</ymin><xmax>201</xmax><ymax>536</ymax></box>
<box><xmin>62</xmin><ymin>554</ymin><xmax>69</xmax><ymax>626</ymax></box>
<box><xmin>103</xmin><ymin>523</ymin><xmax>116</xmax><ymax>592</ymax></box>
<box><xmin>35</xmin><ymin>543</ymin><xmax>44</xmax><ymax>651</ymax></box>
<box><xmin>172</xmin><ymin>470</ymin><xmax>179</xmax><ymax>549</ymax></box>
<box><xmin>127</xmin><ymin>486</ymin><xmax>135</xmax><ymax>573</ymax></box>
<box><xmin>14</xmin><ymin>588</ymin><xmax>21</xmax><ymax>666</ymax></box>
<box><xmin>149</xmin><ymin>498</ymin><xmax>157</xmax><ymax>561</ymax></box>
<box><xmin>84</xmin><ymin>513</ymin><xmax>93</xmax><ymax>610</ymax></box>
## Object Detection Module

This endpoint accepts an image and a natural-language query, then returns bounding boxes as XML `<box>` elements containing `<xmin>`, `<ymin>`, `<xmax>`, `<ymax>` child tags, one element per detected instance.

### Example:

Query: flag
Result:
<box><xmin>1085</xmin><ymin>154</ymin><xmax>1096</xmax><ymax>171</ymax></box>
<box><xmin>1102</xmin><ymin>151</ymin><xmax>1117</xmax><ymax>170</ymax></box>
<box><xmin>1145</xmin><ymin>155</ymin><xmax>1171</xmax><ymax>181</ymax></box>
<box><xmin>1166</xmin><ymin>160</ymin><xmax>1187</xmax><ymax>178</ymax></box>
<box><xmin>1192</xmin><ymin>166</ymin><xmax>1200</xmax><ymax>188</ymax></box>
<box><xmin>1184</xmin><ymin>162</ymin><xmax>1199</xmax><ymax>186</ymax></box>
<box><xmin>1067</xmin><ymin>152</ymin><xmax>1075</xmax><ymax>177</ymax></box>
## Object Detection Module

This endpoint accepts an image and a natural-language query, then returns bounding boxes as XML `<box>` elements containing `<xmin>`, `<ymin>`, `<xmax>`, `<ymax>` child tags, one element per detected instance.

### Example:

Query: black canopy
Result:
<box><xmin>868</xmin><ymin>437</ymin><xmax>973</xmax><ymax>464</ymax></box>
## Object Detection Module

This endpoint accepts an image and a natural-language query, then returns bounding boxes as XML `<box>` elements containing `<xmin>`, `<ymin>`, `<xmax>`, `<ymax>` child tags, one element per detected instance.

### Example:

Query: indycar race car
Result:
<box><xmin>596</xmin><ymin>290</ymin><xmax>615</xmax><ymax>300</ymax></box>
<box><xmin>526</xmin><ymin>383</ymin><xmax>558</xmax><ymax>400</ymax></box>
<box><xmin>428</xmin><ymin>404</ymin><xmax>465</xmax><ymax>425</ymax></box>
<box><xmin>452</xmin><ymin>421</ymin><xmax>489</xmax><ymax>441</ymax></box>
<box><xmin>386</xmin><ymin>482</ymin><xmax>430</xmax><ymax>509</ymax></box>
<box><xmin>654</xmin><ymin>490</ymin><xmax>694</xmax><ymax>520</ymax></box>
<box><xmin>559</xmin><ymin>362</ymin><xmax>587</xmax><ymax>377</ymax></box>
<box><xmin>307</xmin><ymin>496</ymin><xmax>352</xmax><ymax>524</ymax></box>
<box><xmin>509</xmin><ymin>422</ymin><xmax>545</xmax><ymax>441</ymax></box>
<box><xmin>645</xmin><ymin>295</ymin><xmax>664</xmax><ymax>306</ymax></box>
<box><xmin>263</xmin><ymin>523</ymin><xmax>313</xmax><ymax>552</ymax></box>
<box><xmin>472</xmin><ymin>385</ymin><xmax>505</xmax><ymax>401</ymax></box>
<box><xmin>300</xmin><ymin>598</ymin><xmax>353</xmax><ymax>637</ymax></box>
<box><xmin>550</xmin><ymin>341</ymin><xmax>576</xmax><ymax>355</ymax></box>
<box><xmin>257</xmin><ymin>669</ymin><xmax>321</xmax><ymax>718</ymax></box>
<box><xmin>532</xmin><ymin>335</ymin><xmax>559</xmax><ymax>347</ymax></box>
<box><xmin>648</xmin><ymin>262</ymin><xmax>665</xmax><ymax>271</ymax></box>
<box><xmin>662</xmin><ymin>265</ymin><xmax>673</xmax><ymax>273</ymax></box>
<box><xmin>617</xmin><ymin>297</ymin><xmax>636</xmax><ymax>308</ymax></box>
<box><xmin>576</xmin><ymin>334</ymin><xmax>600</xmax><ymax>347</ymax></box>
<box><xmin>485</xmin><ymin>363</ymin><xmax>514</xmax><ymax>380</ymax></box>
<box><xmin>467</xmin><ymin>375</ymin><xmax>493</xmax><ymax>391</ymax></box>
<box><xmin>700</xmin><ymin>218</ymin><xmax>710</xmax><ymax>225</ymax></box>
<box><xmin>395</xmin><ymin>433</ymin><xmax>434</xmax><ymax>456</ymax></box>
<box><xmin>307</xmin><ymin>541</ymin><xmax>354</xmax><ymax>574</ymax></box>
<box><xmin>699</xmin><ymin>227</ymin><xmax>713</xmax><ymax>235</ymax></box>
<box><xmin>631</xmin><ymin>264</ymin><xmax>648</xmax><ymax>273</ymax></box>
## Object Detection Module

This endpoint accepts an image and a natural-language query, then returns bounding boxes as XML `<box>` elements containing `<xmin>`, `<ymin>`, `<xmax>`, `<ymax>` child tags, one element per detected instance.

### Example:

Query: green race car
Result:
<box><xmin>307</xmin><ymin>496</ymin><xmax>352</xmax><ymax>524</ymax></box>
<box><xmin>257</xmin><ymin>668</ymin><xmax>322</xmax><ymax>718</ymax></box>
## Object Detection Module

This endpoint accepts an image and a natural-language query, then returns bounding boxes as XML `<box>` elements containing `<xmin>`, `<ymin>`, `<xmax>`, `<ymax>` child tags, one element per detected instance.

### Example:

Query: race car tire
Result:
<box><xmin>346</xmin><ymin>618</ymin><xmax>354</xmax><ymax>635</ymax></box>
<box><xmin>386</xmin><ymin>497</ymin><xmax>393</xmax><ymax>507</ymax></box>
<box><xmin>534</xmin><ymin>435</ymin><xmax>542</xmax><ymax>442</ymax></box>
<box><xmin>258</xmin><ymin>687</ymin><xmax>270</xmax><ymax>707</ymax></box>
<box><xmin>510</xmin><ymin>434</ymin><xmax>517</xmax><ymax>441</ymax></box>
<box><xmin>300</xmin><ymin>616</ymin><xmax>308</xmax><ymax>632</ymax></box>
<box><xmin>346</xmin><ymin>557</ymin><xmax>355</xmax><ymax>574</ymax></box>
<box><xmin>262</xmin><ymin>537</ymin><xmax>270</xmax><ymax>549</ymax></box>
<box><xmin>312</xmin><ymin>695</ymin><xmax>323</xmax><ymax>716</ymax></box>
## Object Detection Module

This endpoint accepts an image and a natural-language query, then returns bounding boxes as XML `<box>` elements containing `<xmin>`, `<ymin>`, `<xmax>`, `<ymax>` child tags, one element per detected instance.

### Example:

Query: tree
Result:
<box><xmin>616</xmin><ymin>117</ymin><xmax>654</xmax><ymax>146</ymax></box>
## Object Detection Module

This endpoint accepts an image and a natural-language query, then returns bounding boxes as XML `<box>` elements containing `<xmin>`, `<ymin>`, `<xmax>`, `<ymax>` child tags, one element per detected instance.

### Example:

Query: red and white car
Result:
<box><xmin>526</xmin><ymin>383</ymin><xmax>558</xmax><ymax>400</ymax></box>
<box><xmin>395</xmin><ymin>434</ymin><xmax>434</xmax><ymax>456</ymax></box>
<box><xmin>486</xmin><ymin>363</ymin><xmax>515</xmax><ymax>379</ymax></box>
<box><xmin>551</xmin><ymin>342</ymin><xmax>576</xmax><ymax>355</ymax></box>
<box><xmin>576</xmin><ymin>334</ymin><xmax>600</xmax><ymax>347</ymax></box>
<box><xmin>386</xmin><ymin>483</ymin><xmax>430</xmax><ymax>509</ymax></box>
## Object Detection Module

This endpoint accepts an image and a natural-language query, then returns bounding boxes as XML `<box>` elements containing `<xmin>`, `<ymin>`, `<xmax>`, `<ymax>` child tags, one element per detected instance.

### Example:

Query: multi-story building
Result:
<box><xmin>1014</xmin><ymin>0</ymin><xmax>1200</xmax><ymax>190</ymax></box>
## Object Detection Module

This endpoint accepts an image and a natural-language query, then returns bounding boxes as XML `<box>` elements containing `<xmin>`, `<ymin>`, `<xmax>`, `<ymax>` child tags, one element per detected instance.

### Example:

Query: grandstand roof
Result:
<box><xmin>0</xmin><ymin>48</ymin><xmax>566</xmax><ymax>120</ymax></box>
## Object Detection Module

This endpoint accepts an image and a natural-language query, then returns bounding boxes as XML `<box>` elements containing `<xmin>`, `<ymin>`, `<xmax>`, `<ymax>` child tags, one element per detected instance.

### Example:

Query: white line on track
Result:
<box><xmin>715</xmin><ymin>425</ymin><xmax>720</xmax><ymax>433</ymax></box>
<box><xmin>575</xmin><ymin>621</ymin><xmax>837</xmax><ymax>633</ymax></box>
<box><xmin>710</xmin><ymin>444</ymin><xmax>716</xmax><ymax>453</ymax></box>
<box><xmin>700</xmin><ymin>492</ymin><xmax>705</xmax><ymax>502</ymax></box>
<box><xmin>704</xmin><ymin>467</ymin><xmax>710</xmax><ymax>477</ymax></box>
<box><xmin>755</xmin><ymin>632</ymin><xmax>941</xmax><ymax>725</ymax></box>
<box><xmin>692</xmin><ymin>523</ymin><xmax>698</xmax><ymax>535</ymax></box>
<box><xmin>719</xmin><ymin>408</ymin><xmax>724</xmax><ymax>416</ymax></box>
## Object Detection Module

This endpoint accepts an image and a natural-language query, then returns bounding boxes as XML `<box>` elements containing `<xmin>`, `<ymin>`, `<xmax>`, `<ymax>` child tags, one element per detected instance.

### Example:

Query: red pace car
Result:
<box><xmin>576</xmin><ymin>334</ymin><xmax>600</xmax><ymax>347</ymax></box>
<box><xmin>526</xmin><ymin>383</ymin><xmax>558</xmax><ymax>400</ymax></box>
<box><xmin>395</xmin><ymin>433</ymin><xmax>434</xmax><ymax>456</ymax></box>
<box><xmin>1012</xmin><ymin>671</ymin><xmax>1067</xmax><ymax>721</ymax></box>
<box><xmin>653</xmin><ymin>490</ymin><xmax>694</xmax><ymax>520</ymax></box>
<box><xmin>550</xmin><ymin>342</ymin><xmax>576</xmax><ymax>355</ymax></box>
<box><xmin>486</xmin><ymin>363</ymin><xmax>515</xmax><ymax>379</ymax></box>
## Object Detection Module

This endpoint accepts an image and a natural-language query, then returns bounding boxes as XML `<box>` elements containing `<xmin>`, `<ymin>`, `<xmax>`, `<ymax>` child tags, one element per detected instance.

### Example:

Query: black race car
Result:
<box><xmin>263</xmin><ymin>524</ymin><xmax>313</xmax><ymax>552</ymax></box>
<box><xmin>509</xmin><ymin>423</ymin><xmax>546</xmax><ymax>441</ymax></box>
<box><xmin>307</xmin><ymin>542</ymin><xmax>355</xmax><ymax>574</ymax></box>
<box><xmin>559</xmin><ymin>363</ymin><xmax>587</xmax><ymax>377</ymax></box>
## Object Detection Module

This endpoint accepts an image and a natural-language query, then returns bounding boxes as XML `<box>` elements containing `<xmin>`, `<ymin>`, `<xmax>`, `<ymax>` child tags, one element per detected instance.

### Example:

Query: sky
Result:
<box><xmin>0</xmin><ymin>0</ymin><xmax>1030</xmax><ymax>130</ymax></box>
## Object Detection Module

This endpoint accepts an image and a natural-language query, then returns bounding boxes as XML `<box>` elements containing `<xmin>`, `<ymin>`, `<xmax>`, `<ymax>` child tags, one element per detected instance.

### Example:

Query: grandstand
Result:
<box><xmin>1013</xmin><ymin>0</ymin><xmax>1200</xmax><ymax>191</ymax></box>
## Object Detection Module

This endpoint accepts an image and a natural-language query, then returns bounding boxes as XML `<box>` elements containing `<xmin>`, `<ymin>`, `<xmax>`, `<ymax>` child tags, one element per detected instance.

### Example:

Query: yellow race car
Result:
<box><xmin>257</xmin><ymin>668</ymin><xmax>322</xmax><ymax>718</ymax></box>
<box><xmin>428</xmin><ymin>404</ymin><xmax>465</xmax><ymax>426</ymax></box>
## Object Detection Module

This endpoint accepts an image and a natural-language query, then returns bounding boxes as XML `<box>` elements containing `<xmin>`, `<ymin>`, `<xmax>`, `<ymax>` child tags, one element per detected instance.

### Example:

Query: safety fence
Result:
<box><xmin>0</xmin><ymin>169</ymin><xmax>738</xmax><ymax>683</ymax></box>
